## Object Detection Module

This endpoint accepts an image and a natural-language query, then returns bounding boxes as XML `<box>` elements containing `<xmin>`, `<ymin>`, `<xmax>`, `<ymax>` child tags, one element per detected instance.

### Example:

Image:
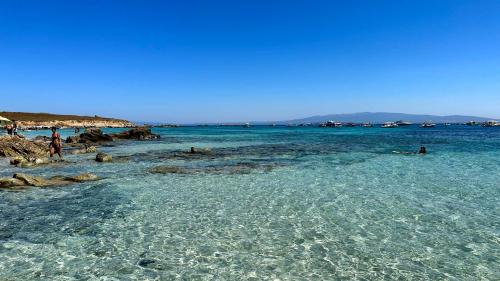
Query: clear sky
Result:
<box><xmin>1</xmin><ymin>0</ymin><xmax>499</xmax><ymax>123</ymax></box>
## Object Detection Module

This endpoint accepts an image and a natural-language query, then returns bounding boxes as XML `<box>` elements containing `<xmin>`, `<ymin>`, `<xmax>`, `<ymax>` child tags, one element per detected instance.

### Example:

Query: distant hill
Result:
<box><xmin>277</xmin><ymin>112</ymin><xmax>495</xmax><ymax>124</ymax></box>
<box><xmin>0</xmin><ymin>112</ymin><xmax>127</xmax><ymax>122</ymax></box>
<box><xmin>0</xmin><ymin>112</ymin><xmax>134</xmax><ymax>128</ymax></box>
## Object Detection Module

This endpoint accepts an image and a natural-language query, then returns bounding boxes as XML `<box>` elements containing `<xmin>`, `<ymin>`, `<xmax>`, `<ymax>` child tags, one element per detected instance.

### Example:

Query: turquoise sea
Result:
<box><xmin>0</xmin><ymin>126</ymin><xmax>499</xmax><ymax>280</ymax></box>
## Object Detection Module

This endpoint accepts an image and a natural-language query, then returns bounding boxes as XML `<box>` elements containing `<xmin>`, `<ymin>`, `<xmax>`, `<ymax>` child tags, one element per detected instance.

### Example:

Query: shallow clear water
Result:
<box><xmin>1</xmin><ymin>126</ymin><xmax>499</xmax><ymax>280</ymax></box>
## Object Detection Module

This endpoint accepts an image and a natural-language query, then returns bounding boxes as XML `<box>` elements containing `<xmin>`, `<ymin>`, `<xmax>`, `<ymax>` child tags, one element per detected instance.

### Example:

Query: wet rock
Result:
<box><xmin>10</xmin><ymin>157</ymin><xmax>49</xmax><ymax>168</ymax></box>
<box><xmin>111</xmin><ymin>127</ymin><xmax>160</xmax><ymax>140</ymax></box>
<box><xmin>14</xmin><ymin>173</ymin><xmax>52</xmax><ymax>187</ymax></box>
<box><xmin>149</xmin><ymin>162</ymin><xmax>277</xmax><ymax>175</ymax></box>
<box><xmin>50</xmin><ymin>173</ymin><xmax>99</xmax><ymax>183</ymax></box>
<box><xmin>96</xmin><ymin>153</ymin><xmax>112</xmax><ymax>162</ymax></box>
<box><xmin>33</xmin><ymin>135</ymin><xmax>51</xmax><ymax>142</ymax></box>
<box><xmin>69</xmin><ymin>145</ymin><xmax>97</xmax><ymax>155</ymax></box>
<box><xmin>0</xmin><ymin>173</ymin><xmax>100</xmax><ymax>189</ymax></box>
<box><xmin>149</xmin><ymin>166</ymin><xmax>190</xmax><ymax>174</ymax></box>
<box><xmin>0</xmin><ymin>178</ymin><xmax>26</xmax><ymax>189</ymax></box>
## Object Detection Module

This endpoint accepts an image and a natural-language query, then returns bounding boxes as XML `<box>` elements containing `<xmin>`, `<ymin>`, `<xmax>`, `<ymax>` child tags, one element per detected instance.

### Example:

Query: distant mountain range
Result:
<box><xmin>269</xmin><ymin>112</ymin><xmax>496</xmax><ymax>124</ymax></box>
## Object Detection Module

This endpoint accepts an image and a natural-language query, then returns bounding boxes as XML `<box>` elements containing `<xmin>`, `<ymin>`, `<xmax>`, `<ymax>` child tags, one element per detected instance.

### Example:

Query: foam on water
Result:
<box><xmin>0</xmin><ymin>126</ymin><xmax>499</xmax><ymax>280</ymax></box>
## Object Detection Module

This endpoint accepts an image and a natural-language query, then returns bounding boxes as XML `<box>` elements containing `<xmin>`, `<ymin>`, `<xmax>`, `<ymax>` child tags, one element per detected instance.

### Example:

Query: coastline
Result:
<box><xmin>0</xmin><ymin>112</ymin><xmax>135</xmax><ymax>129</ymax></box>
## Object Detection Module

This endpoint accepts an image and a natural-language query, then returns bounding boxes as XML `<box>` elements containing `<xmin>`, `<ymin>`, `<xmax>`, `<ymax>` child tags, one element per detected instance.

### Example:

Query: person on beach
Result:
<box><xmin>6</xmin><ymin>124</ymin><xmax>13</xmax><ymax>135</ymax></box>
<box><xmin>50</xmin><ymin>127</ymin><xmax>63</xmax><ymax>160</ymax></box>
<box><xmin>12</xmin><ymin>120</ymin><xmax>18</xmax><ymax>136</ymax></box>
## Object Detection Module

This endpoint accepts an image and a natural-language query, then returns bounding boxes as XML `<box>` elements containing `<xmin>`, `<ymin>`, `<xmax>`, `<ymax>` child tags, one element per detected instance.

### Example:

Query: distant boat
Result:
<box><xmin>466</xmin><ymin>121</ymin><xmax>477</xmax><ymax>126</ymax></box>
<box><xmin>421</xmin><ymin>122</ymin><xmax>435</xmax><ymax>128</ymax></box>
<box><xmin>381</xmin><ymin>122</ymin><xmax>398</xmax><ymax>128</ymax></box>
<box><xmin>243</xmin><ymin>122</ymin><xmax>251</xmax><ymax>127</ymax></box>
<box><xmin>324</xmin><ymin>121</ymin><xmax>342</xmax><ymax>127</ymax></box>
<box><xmin>344</xmin><ymin>122</ymin><xmax>356</xmax><ymax>127</ymax></box>
<box><xmin>444</xmin><ymin>123</ymin><xmax>451</xmax><ymax>126</ymax></box>
<box><xmin>481</xmin><ymin>120</ymin><xmax>500</xmax><ymax>127</ymax></box>
<box><xmin>361</xmin><ymin>122</ymin><xmax>373</xmax><ymax>127</ymax></box>
<box><xmin>395</xmin><ymin>120</ymin><xmax>413</xmax><ymax>126</ymax></box>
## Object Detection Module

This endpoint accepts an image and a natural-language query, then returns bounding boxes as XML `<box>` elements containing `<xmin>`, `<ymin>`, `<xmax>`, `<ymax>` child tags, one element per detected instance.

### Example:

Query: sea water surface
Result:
<box><xmin>0</xmin><ymin>126</ymin><xmax>499</xmax><ymax>280</ymax></box>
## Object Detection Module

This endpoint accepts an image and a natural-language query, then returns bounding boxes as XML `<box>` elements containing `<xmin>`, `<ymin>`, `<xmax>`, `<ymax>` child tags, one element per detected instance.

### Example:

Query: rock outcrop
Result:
<box><xmin>0</xmin><ymin>135</ymin><xmax>49</xmax><ymax>166</ymax></box>
<box><xmin>111</xmin><ymin>127</ymin><xmax>160</xmax><ymax>140</ymax></box>
<box><xmin>0</xmin><ymin>173</ymin><xmax>99</xmax><ymax>190</ymax></box>
<box><xmin>66</xmin><ymin>128</ymin><xmax>114</xmax><ymax>144</ymax></box>
<box><xmin>96</xmin><ymin>153</ymin><xmax>112</xmax><ymax>162</ymax></box>
<box><xmin>66</xmin><ymin>127</ymin><xmax>159</xmax><ymax>145</ymax></box>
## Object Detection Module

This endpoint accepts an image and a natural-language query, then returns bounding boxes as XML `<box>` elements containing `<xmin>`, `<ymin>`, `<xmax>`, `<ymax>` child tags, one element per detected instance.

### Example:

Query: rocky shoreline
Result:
<box><xmin>0</xmin><ymin>127</ymin><xmax>160</xmax><ymax>189</ymax></box>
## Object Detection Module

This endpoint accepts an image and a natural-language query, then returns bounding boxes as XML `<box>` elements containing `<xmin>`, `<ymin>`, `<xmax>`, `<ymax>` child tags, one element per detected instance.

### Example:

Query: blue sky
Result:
<box><xmin>1</xmin><ymin>0</ymin><xmax>499</xmax><ymax>122</ymax></box>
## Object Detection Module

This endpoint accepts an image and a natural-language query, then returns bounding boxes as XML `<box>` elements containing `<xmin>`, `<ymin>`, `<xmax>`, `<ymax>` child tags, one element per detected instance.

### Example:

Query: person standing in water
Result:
<box><xmin>50</xmin><ymin>127</ymin><xmax>63</xmax><ymax>160</ymax></box>
<box><xmin>12</xmin><ymin>120</ymin><xmax>18</xmax><ymax>136</ymax></box>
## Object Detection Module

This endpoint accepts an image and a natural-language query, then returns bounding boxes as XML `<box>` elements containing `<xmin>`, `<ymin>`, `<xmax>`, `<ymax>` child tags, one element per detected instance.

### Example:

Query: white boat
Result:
<box><xmin>395</xmin><ymin>120</ymin><xmax>412</xmax><ymax>126</ymax></box>
<box><xmin>421</xmin><ymin>122</ymin><xmax>435</xmax><ymax>128</ymax></box>
<box><xmin>381</xmin><ymin>122</ymin><xmax>398</xmax><ymax>128</ymax></box>
<box><xmin>481</xmin><ymin>120</ymin><xmax>500</xmax><ymax>127</ymax></box>
<box><xmin>466</xmin><ymin>121</ymin><xmax>476</xmax><ymax>126</ymax></box>
<box><xmin>325</xmin><ymin>120</ymin><xmax>342</xmax><ymax>127</ymax></box>
<box><xmin>361</xmin><ymin>123</ymin><xmax>373</xmax><ymax>127</ymax></box>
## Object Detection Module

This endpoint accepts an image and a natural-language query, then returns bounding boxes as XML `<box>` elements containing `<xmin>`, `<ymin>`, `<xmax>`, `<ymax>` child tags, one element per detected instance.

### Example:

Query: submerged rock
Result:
<box><xmin>96</xmin><ymin>153</ymin><xmax>112</xmax><ymax>162</ymax></box>
<box><xmin>149</xmin><ymin>166</ymin><xmax>191</xmax><ymax>174</ymax></box>
<box><xmin>50</xmin><ymin>173</ymin><xmax>99</xmax><ymax>183</ymax></box>
<box><xmin>0</xmin><ymin>173</ymin><xmax>100</xmax><ymax>190</ymax></box>
<box><xmin>0</xmin><ymin>178</ymin><xmax>26</xmax><ymax>190</ymax></box>
<box><xmin>69</xmin><ymin>145</ymin><xmax>97</xmax><ymax>155</ymax></box>
<box><xmin>149</xmin><ymin>162</ymin><xmax>277</xmax><ymax>175</ymax></box>
<box><xmin>111</xmin><ymin>127</ymin><xmax>160</xmax><ymax>140</ymax></box>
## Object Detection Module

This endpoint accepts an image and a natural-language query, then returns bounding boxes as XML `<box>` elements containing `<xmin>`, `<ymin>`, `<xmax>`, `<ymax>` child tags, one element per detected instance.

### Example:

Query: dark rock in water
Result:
<box><xmin>65</xmin><ymin>135</ymin><xmax>80</xmax><ymax>144</ymax></box>
<box><xmin>33</xmin><ymin>135</ymin><xmax>51</xmax><ymax>142</ymax></box>
<box><xmin>78</xmin><ymin>128</ymin><xmax>114</xmax><ymax>144</ymax></box>
<box><xmin>149</xmin><ymin>166</ymin><xmax>190</xmax><ymax>174</ymax></box>
<box><xmin>138</xmin><ymin>259</ymin><xmax>157</xmax><ymax>267</ymax></box>
<box><xmin>149</xmin><ymin>162</ymin><xmax>277</xmax><ymax>175</ymax></box>
<box><xmin>96</xmin><ymin>153</ymin><xmax>112</xmax><ymax>162</ymax></box>
<box><xmin>0</xmin><ymin>173</ymin><xmax>99</xmax><ymax>190</ymax></box>
<box><xmin>111</xmin><ymin>127</ymin><xmax>160</xmax><ymax>140</ymax></box>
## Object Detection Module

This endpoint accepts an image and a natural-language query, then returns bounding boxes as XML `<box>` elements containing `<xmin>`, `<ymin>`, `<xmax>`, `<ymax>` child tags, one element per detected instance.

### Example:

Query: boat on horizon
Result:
<box><xmin>361</xmin><ymin>122</ymin><xmax>373</xmax><ymax>127</ymax></box>
<box><xmin>421</xmin><ymin>122</ymin><xmax>436</xmax><ymax>128</ymax></box>
<box><xmin>481</xmin><ymin>120</ymin><xmax>500</xmax><ymax>127</ymax></box>
<box><xmin>395</xmin><ymin>120</ymin><xmax>413</xmax><ymax>126</ymax></box>
<box><xmin>322</xmin><ymin>120</ymin><xmax>342</xmax><ymax>127</ymax></box>
<box><xmin>466</xmin><ymin>121</ymin><xmax>477</xmax><ymax>126</ymax></box>
<box><xmin>381</xmin><ymin>122</ymin><xmax>398</xmax><ymax>128</ymax></box>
